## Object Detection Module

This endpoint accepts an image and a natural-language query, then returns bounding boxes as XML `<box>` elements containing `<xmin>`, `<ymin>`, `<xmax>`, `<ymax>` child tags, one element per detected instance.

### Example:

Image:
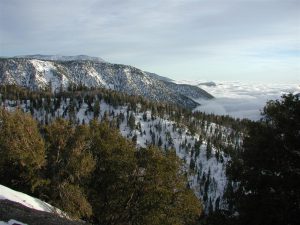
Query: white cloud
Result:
<box><xmin>192</xmin><ymin>81</ymin><xmax>300</xmax><ymax>120</ymax></box>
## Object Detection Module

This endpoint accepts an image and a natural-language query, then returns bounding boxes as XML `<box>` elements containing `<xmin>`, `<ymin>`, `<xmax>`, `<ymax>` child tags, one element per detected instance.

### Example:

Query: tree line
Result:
<box><xmin>0</xmin><ymin>108</ymin><xmax>202</xmax><ymax>225</ymax></box>
<box><xmin>203</xmin><ymin>94</ymin><xmax>300</xmax><ymax>225</ymax></box>
<box><xmin>2</xmin><ymin>85</ymin><xmax>297</xmax><ymax>224</ymax></box>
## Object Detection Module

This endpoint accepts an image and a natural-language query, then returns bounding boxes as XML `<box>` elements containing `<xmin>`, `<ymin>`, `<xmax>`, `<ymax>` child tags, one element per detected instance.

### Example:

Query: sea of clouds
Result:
<box><xmin>178</xmin><ymin>81</ymin><xmax>300</xmax><ymax>121</ymax></box>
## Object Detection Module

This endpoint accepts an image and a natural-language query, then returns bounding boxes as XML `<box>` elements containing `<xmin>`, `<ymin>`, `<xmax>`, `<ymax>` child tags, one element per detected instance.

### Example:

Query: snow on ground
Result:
<box><xmin>0</xmin><ymin>219</ymin><xmax>27</xmax><ymax>225</ymax></box>
<box><xmin>1</xmin><ymin>98</ymin><xmax>234</xmax><ymax>212</ymax></box>
<box><xmin>91</xmin><ymin>101</ymin><xmax>230</xmax><ymax>210</ymax></box>
<box><xmin>190</xmin><ymin>146</ymin><xmax>229</xmax><ymax>204</ymax></box>
<box><xmin>80</xmin><ymin>99</ymin><xmax>230</xmax><ymax>210</ymax></box>
<box><xmin>87</xmin><ymin>66</ymin><xmax>108</xmax><ymax>88</ymax></box>
<box><xmin>30</xmin><ymin>60</ymin><xmax>56</xmax><ymax>87</ymax></box>
<box><xmin>0</xmin><ymin>184</ymin><xmax>65</xmax><ymax>216</ymax></box>
<box><xmin>177</xmin><ymin>80</ymin><xmax>300</xmax><ymax>120</ymax></box>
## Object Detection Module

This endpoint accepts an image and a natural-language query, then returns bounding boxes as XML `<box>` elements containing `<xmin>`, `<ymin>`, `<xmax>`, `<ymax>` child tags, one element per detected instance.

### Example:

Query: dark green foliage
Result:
<box><xmin>0</xmin><ymin>108</ymin><xmax>203</xmax><ymax>224</ymax></box>
<box><xmin>142</xmin><ymin>112</ymin><xmax>147</xmax><ymax>121</ymax></box>
<box><xmin>93</xmin><ymin>99</ymin><xmax>100</xmax><ymax>119</ymax></box>
<box><xmin>158</xmin><ymin>136</ymin><xmax>163</xmax><ymax>147</ymax></box>
<box><xmin>206</xmin><ymin>139</ymin><xmax>212</xmax><ymax>160</ymax></box>
<box><xmin>0</xmin><ymin>108</ymin><xmax>95</xmax><ymax>219</ymax></box>
<box><xmin>128</xmin><ymin>112</ymin><xmax>136</xmax><ymax>130</ymax></box>
<box><xmin>0</xmin><ymin>109</ymin><xmax>46</xmax><ymax>193</ymax></box>
<box><xmin>190</xmin><ymin>158</ymin><xmax>196</xmax><ymax>171</ymax></box>
<box><xmin>133</xmin><ymin>147</ymin><xmax>202</xmax><ymax>225</ymax></box>
<box><xmin>199</xmin><ymin>210</ymin><xmax>234</xmax><ymax>225</ymax></box>
<box><xmin>87</xmin><ymin>122</ymin><xmax>203</xmax><ymax>224</ymax></box>
<box><xmin>194</xmin><ymin>140</ymin><xmax>201</xmax><ymax>157</ymax></box>
<box><xmin>87</xmin><ymin>120</ymin><xmax>138</xmax><ymax>224</ymax></box>
<box><xmin>0</xmin><ymin>84</ymin><xmax>251</xmax><ymax>223</ymax></box>
<box><xmin>42</xmin><ymin>119</ymin><xmax>96</xmax><ymax>218</ymax></box>
<box><xmin>227</xmin><ymin>94</ymin><xmax>300</xmax><ymax>225</ymax></box>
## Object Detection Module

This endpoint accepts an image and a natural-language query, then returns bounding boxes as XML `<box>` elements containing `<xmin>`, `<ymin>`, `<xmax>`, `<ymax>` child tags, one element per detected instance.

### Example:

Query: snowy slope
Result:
<box><xmin>0</xmin><ymin>57</ymin><xmax>213</xmax><ymax>109</ymax></box>
<box><xmin>0</xmin><ymin>184</ymin><xmax>88</xmax><ymax>225</ymax></box>
<box><xmin>0</xmin><ymin>219</ymin><xmax>27</xmax><ymax>225</ymax></box>
<box><xmin>0</xmin><ymin>184</ymin><xmax>64</xmax><ymax>215</ymax></box>
<box><xmin>1</xmin><ymin>96</ymin><xmax>241</xmax><ymax>212</ymax></box>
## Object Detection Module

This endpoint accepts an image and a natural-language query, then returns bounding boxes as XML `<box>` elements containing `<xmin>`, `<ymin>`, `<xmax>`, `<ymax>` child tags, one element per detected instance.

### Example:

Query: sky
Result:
<box><xmin>0</xmin><ymin>0</ymin><xmax>299</xmax><ymax>82</ymax></box>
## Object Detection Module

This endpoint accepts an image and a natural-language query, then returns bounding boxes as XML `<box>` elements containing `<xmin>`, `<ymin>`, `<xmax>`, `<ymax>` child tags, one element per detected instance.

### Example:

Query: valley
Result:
<box><xmin>0</xmin><ymin>56</ymin><xmax>298</xmax><ymax>225</ymax></box>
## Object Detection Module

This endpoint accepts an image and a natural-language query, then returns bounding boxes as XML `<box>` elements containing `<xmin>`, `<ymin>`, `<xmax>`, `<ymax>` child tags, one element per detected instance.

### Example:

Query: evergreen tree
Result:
<box><xmin>190</xmin><ymin>158</ymin><xmax>196</xmax><ymax>171</ymax></box>
<box><xmin>128</xmin><ymin>112</ymin><xmax>136</xmax><ymax>130</ymax></box>
<box><xmin>143</xmin><ymin>112</ymin><xmax>147</xmax><ymax>121</ymax></box>
<box><xmin>93</xmin><ymin>99</ymin><xmax>100</xmax><ymax>119</ymax></box>
<box><xmin>0</xmin><ymin>109</ymin><xmax>45</xmax><ymax>193</ymax></box>
<box><xmin>43</xmin><ymin>119</ymin><xmax>95</xmax><ymax>218</ymax></box>
<box><xmin>228</xmin><ymin>94</ymin><xmax>300</xmax><ymax>225</ymax></box>
<box><xmin>133</xmin><ymin>147</ymin><xmax>202</xmax><ymax>225</ymax></box>
<box><xmin>206</xmin><ymin>139</ymin><xmax>212</xmax><ymax>160</ymax></box>
<box><xmin>158</xmin><ymin>136</ymin><xmax>163</xmax><ymax>147</ymax></box>
<box><xmin>87</xmin><ymin>120</ymin><xmax>137</xmax><ymax>224</ymax></box>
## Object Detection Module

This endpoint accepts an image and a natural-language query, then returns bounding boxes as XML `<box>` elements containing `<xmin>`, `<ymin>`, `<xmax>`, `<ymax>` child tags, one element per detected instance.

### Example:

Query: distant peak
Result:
<box><xmin>197</xmin><ymin>81</ymin><xmax>217</xmax><ymax>87</ymax></box>
<box><xmin>13</xmin><ymin>54</ymin><xmax>106</xmax><ymax>62</ymax></box>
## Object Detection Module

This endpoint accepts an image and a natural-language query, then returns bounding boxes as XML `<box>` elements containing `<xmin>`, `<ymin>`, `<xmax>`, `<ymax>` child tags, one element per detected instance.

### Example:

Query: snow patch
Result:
<box><xmin>0</xmin><ymin>219</ymin><xmax>27</xmax><ymax>225</ymax></box>
<box><xmin>0</xmin><ymin>184</ymin><xmax>65</xmax><ymax>216</ymax></box>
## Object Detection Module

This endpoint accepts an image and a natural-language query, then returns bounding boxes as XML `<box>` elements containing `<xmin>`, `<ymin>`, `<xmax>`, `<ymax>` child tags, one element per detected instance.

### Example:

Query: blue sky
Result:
<box><xmin>0</xmin><ymin>0</ymin><xmax>299</xmax><ymax>82</ymax></box>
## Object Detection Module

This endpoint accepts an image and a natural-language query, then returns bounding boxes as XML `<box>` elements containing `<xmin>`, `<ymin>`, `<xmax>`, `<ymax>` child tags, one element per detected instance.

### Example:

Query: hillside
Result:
<box><xmin>0</xmin><ymin>56</ymin><xmax>213</xmax><ymax>109</ymax></box>
<box><xmin>0</xmin><ymin>85</ymin><xmax>245</xmax><ymax>214</ymax></box>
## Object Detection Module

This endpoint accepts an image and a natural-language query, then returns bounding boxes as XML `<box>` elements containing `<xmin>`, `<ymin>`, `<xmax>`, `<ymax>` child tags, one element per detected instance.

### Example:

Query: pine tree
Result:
<box><xmin>133</xmin><ymin>147</ymin><xmax>202</xmax><ymax>225</ymax></box>
<box><xmin>128</xmin><ymin>112</ymin><xmax>136</xmax><ymax>130</ymax></box>
<box><xmin>190</xmin><ymin>158</ymin><xmax>195</xmax><ymax>171</ymax></box>
<box><xmin>0</xmin><ymin>109</ymin><xmax>46</xmax><ymax>193</ymax></box>
<box><xmin>87</xmin><ymin>120</ymin><xmax>137</xmax><ymax>224</ymax></box>
<box><xmin>228</xmin><ymin>94</ymin><xmax>300</xmax><ymax>225</ymax></box>
<box><xmin>93</xmin><ymin>99</ymin><xmax>100</xmax><ymax>119</ymax></box>
<box><xmin>158</xmin><ymin>136</ymin><xmax>163</xmax><ymax>147</ymax></box>
<box><xmin>206</xmin><ymin>139</ymin><xmax>212</xmax><ymax>160</ymax></box>
<box><xmin>43</xmin><ymin>119</ymin><xmax>95</xmax><ymax>218</ymax></box>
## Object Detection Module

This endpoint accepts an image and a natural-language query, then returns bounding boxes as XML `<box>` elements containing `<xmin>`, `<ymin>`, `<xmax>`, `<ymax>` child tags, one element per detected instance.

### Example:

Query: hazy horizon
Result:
<box><xmin>1</xmin><ymin>0</ymin><xmax>299</xmax><ymax>83</ymax></box>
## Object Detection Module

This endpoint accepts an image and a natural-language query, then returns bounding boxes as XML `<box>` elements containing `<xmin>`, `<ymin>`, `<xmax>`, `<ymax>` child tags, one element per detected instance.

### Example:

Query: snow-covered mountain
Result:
<box><xmin>13</xmin><ymin>54</ymin><xmax>106</xmax><ymax>62</ymax></box>
<box><xmin>0</xmin><ymin>56</ymin><xmax>213</xmax><ymax>109</ymax></box>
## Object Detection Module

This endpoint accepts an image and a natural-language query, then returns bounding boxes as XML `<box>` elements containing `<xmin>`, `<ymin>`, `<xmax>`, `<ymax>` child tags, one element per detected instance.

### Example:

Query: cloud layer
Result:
<box><xmin>0</xmin><ymin>0</ymin><xmax>299</xmax><ymax>82</ymax></box>
<box><xmin>192</xmin><ymin>81</ymin><xmax>300</xmax><ymax>120</ymax></box>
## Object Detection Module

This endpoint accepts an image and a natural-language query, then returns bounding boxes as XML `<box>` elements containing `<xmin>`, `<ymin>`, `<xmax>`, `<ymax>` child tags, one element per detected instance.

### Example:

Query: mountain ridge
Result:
<box><xmin>0</xmin><ymin>56</ymin><xmax>213</xmax><ymax>109</ymax></box>
<box><xmin>12</xmin><ymin>54</ymin><xmax>106</xmax><ymax>62</ymax></box>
